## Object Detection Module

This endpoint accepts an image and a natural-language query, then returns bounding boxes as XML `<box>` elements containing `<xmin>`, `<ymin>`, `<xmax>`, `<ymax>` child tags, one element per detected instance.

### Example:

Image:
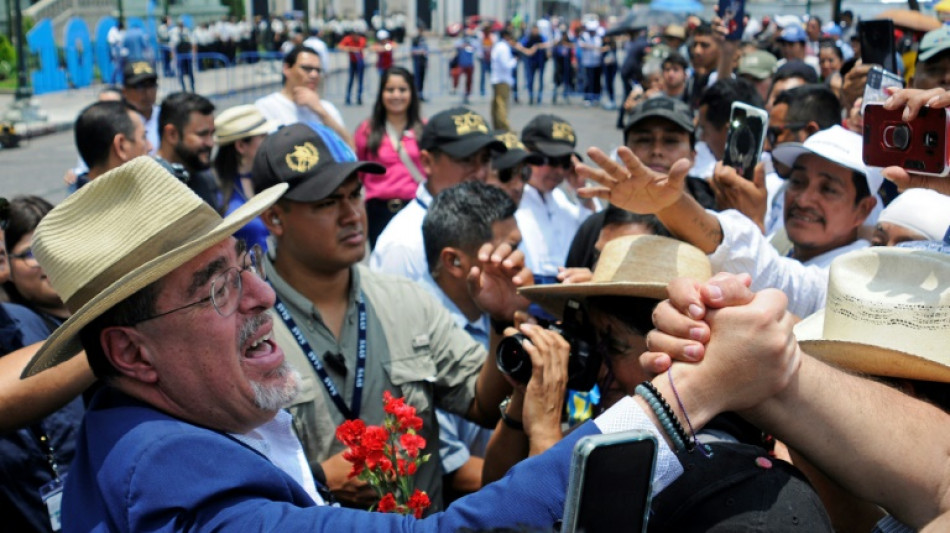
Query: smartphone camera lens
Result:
<box><xmin>884</xmin><ymin>125</ymin><xmax>911</xmax><ymax>151</ymax></box>
<box><xmin>925</xmin><ymin>131</ymin><xmax>939</xmax><ymax>148</ymax></box>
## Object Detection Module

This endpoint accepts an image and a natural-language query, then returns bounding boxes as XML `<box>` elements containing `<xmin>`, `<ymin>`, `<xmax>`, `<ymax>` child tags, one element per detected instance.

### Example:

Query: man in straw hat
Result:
<box><xmin>650</xmin><ymin>244</ymin><xmax>950</xmax><ymax>532</ymax></box>
<box><xmin>20</xmin><ymin>159</ymin><xmax>798</xmax><ymax>530</ymax></box>
<box><xmin>502</xmin><ymin>234</ymin><xmax>832</xmax><ymax>531</ymax></box>
<box><xmin>577</xmin><ymin>124</ymin><xmax>880</xmax><ymax>318</ymax></box>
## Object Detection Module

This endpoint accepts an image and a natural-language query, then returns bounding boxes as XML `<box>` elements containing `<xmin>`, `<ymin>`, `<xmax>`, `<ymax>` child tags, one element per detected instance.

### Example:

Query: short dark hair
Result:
<box><xmin>75</xmin><ymin>101</ymin><xmax>137</xmax><ymax>168</ymax></box>
<box><xmin>852</xmin><ymin>171</ymin><xmax>871</xmax><ymax>205</ymax></box>
<box><xmin>693</xmin><ymin>22</ymin><xmax>715</xmax><ymax>38</ymax></box>
<box><xmin>698</xmin><ymin>78</ymin><xmax>764</xmax><ymax>131</ymax></box>
<box><xmin>662</xmin><ymin>52</ymin><xmax>689</xmax><ymax>70</ymax></box>
<box><xmin>3</xmin><ymin>196</ymin><xmax>54</xmax><ymax>307</ymax></box>
<box><xmin>602</xmin><ymin>205</ymin><xmax>668</xmax><ymax>237</ymax></box>
<box><xmin>422</xmin><ymin>182</ymin><xmax>517</xmax><ymax>274</ymax></box>
<box><xmin>283</xmin><ymin>44</ymin><xmax>320</xmax><ymax>68</ymax></box>
<box><xmin>774</xmin><ymin>84</ymin><xmax>842</xmax><ymax>130</ymax></box>
<box><xmin>79</xmin><ymin>282</ymin><xmax>161</xmax><ymax>379</ymax></box>
<box><xmin>158</xmin><ymin>92</ymin><xmax>214</xmax><ymax>141</ymax></box>
<box><xmin>819</xmin><ymin>41</ymin><xmax>843</xmax><ymax>60</ymax></box>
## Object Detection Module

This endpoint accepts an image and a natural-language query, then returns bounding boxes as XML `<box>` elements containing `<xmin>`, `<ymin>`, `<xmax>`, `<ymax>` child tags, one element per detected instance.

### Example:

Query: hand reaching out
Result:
<box><xmin>576</xmin><ymin>146</ymin><xmax>691</xmax><ymax>215</ymax></box>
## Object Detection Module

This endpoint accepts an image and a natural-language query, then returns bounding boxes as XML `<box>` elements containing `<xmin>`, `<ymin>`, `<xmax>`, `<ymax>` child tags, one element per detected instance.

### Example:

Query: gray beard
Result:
<box><xmin>250</xmin><ymin>361</ymin><xmax>302</xmax><ymax>411</ymax></box>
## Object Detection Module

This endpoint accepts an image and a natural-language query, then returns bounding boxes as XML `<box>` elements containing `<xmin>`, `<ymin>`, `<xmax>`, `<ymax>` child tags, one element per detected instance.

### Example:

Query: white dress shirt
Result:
<box><xmin>516</xmin><ymin>184</ymin><xmax>589</xmax><ymax>278</ymax></box>
<box><xmin>369</xmin><ymin>183</ymin><xmax>432</xmax><ymax>282</ymax></box>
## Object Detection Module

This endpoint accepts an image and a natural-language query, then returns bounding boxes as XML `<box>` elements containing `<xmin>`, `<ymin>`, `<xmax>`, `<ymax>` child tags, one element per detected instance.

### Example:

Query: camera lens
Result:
<box><xmin>884</xmin><ymin>124</ymin><xmax>911</xmax><ymax>151</ymax></box>
<box><xmin>496</xmin><ymin>334</ymin><xmax>533</xmax><ymax>385</ymax></box>
<box><xmin>925</xmin><ymin>131</ymin><xmax>939</xmax><ymax>148</ymax></box>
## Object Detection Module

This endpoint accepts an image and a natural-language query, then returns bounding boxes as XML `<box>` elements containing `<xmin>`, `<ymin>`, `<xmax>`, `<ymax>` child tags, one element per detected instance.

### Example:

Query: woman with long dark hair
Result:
<box><xmin>0</xmin><ymin>195</ymin><xmax>84</xmax><ymax>532</ymax></box>
<box><xmin>354</xmin><ymin>66</ymin><xmax>427</xmax><ymax>248</ymax></box>
<box><xmin>213</xmin><ymin>105</ymin><xmax>278</xmax><ymax>250</ymax></box>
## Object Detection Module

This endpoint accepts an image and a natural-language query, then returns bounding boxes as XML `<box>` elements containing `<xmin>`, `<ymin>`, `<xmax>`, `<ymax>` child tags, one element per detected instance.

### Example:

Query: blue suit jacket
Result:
<box><xmin>65</xmin><ymin>388</ymin><xmax>600</xmax><ymax>532</ymax></box>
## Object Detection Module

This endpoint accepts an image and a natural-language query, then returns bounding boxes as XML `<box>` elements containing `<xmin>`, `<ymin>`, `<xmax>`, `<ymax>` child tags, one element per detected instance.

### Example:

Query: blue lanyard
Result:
<box><xmin>415</xmin><ymin>197</ymin><xmax>428</xmax><ymax>210</ymax></box>
<box><xmin>273</xmin><ymin>293</ymin><xmax>368</xmax><ymax>420</ymax></box>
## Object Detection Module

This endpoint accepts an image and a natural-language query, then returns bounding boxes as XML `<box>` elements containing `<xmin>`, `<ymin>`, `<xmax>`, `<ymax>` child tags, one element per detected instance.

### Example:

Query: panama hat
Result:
<box><xmin>214</xmin><ymin>104</ymin><xmax>279</xmax><ymax>145</ymax></box>
<box><xmin>21</xmin><ymin>156</ymin><xmax>288</xmax><ymax>378</ymax></box>
<box><xmin>794</xmin><ymin>246</ymin><xmax>950</xmax><ymax>382</ymax></box>
<box><xmin>519</xmin><ymin>235</ymin><xmax>711</xmax><ymax>316</ymax></box>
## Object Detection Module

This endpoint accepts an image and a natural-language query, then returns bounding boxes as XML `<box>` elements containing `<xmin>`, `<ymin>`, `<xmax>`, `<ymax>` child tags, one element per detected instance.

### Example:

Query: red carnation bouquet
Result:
<box><xmin>335</xmin><ymin>391</ymin><xmax>432</xmax><ymax>517</ymax></box>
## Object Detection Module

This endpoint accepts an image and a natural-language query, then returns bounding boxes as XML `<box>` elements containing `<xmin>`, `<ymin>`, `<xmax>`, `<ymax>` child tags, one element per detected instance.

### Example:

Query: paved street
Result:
<box><xmin>0</xmin><ymin>50</ymin><xmax>628</xmax><ymax>204</ymax></box>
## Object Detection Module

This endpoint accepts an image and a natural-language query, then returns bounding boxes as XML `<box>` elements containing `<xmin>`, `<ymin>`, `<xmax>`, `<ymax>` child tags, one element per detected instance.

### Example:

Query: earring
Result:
<box><xmin>453</xmin><ymin>258</ymin><xmax>462</xmax><ymax>267</ymax></box>
<box><xmin>271</xmin><ymin>217</ymin><xmax>280</xmax><ymax>225</ymax></box>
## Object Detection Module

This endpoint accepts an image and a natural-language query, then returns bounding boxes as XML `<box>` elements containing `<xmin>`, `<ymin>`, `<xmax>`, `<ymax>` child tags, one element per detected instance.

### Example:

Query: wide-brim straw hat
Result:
<box><xmin>794</xmin><ymin>246</ymin><xmax>950</xmax><ymax>383</ymax></box>
<box><xmin>215</xmin><ymin>104</ymin><xmax>280</xmax><ymax>145</ymax></box>
<box><xmin>519</xmin><ymin>235</ymin><xmax>711</xmax><ymax>317</ymax></box>
<box><xmin>21</xmin><ymin>156</ymin><xmax>288</xmax><ymax>378</ymax></box>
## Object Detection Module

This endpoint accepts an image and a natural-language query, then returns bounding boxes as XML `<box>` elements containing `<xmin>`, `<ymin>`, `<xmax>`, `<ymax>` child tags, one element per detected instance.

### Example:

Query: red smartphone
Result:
<box><xmin>863</xmin><ymin>103</ymin><xmax>950</xmax><ymax>177</ymax></box>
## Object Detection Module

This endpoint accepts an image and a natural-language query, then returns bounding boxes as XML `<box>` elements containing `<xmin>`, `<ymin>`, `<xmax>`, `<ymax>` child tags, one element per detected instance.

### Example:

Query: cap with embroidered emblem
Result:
<box><xmin>521</xmin><ymin>114</ymin><xmax>578</xmax><ymax>157</ymax></box>
<box><xmin>123</xmin><ymin>61</ymin><xmax>158</xmax><ymax>87</ymax></box>
<box><xmin>492</xmin><ymin>131</ymin><xmax>544</xmax><ymax>170</ymax></box>
<box><xmin>252</xmin><ymin>123</ymin><xmax>384</xmax><ymax>202</ymax></box>
<box><xmin>419</xmin><ymin>107</ymin><xmax>506</xmax><ymax>158</ymax></box>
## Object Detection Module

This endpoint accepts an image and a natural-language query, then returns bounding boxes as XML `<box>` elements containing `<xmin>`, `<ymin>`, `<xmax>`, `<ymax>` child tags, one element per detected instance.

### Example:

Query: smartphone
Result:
<box><xmin>723</xmin><ymin>102</ymin><xmax>768</xmax><ymax>180</ymax></box>
<box><xmin>859</xmin><ymin>20</ymin><xmax>898</xmax><ymax>74</ymax></box>
<box><xmin>561</xmin><ymin>431</ymin><xmax>657</xmax><ymax>533</ymax></box>
<box><xmin>863</xmin><ymin>65</ymin><xmax>904</xmax><ymax>108</ymax></box>
<box><xmin>863</xmin><ymin>103</ymin><xmax>950</xmax><ymax>177</ymax></box>
<box><xmin>717</xmin><ymin>0</ymin><xmax>745</xmax><ymax>41</ymax></box>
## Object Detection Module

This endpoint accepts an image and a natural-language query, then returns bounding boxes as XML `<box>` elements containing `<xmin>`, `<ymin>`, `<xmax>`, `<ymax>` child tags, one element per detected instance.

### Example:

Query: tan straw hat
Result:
<box><xmin>794</xmin><ymin>246</ymin><xmax>950</xmax><ymax>383</ymax></box>
<box><xmin>214</xmin><ymin>104</ymin><xmax>279</xmax><ymax>145</ymax></box>
<box><xmin>519</xmin><ymin>235</ymin><xmax>711</xmax><ymax>316</ymax></box>
<box><xmin>21</xmin><ymin>156</ymin><xmax>288</xmax><ymax>378</ymax></box>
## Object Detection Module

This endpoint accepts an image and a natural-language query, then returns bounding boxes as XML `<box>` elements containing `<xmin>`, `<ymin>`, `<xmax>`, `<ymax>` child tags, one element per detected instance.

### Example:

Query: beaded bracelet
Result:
<box><xmin>635</xmin><ymin>384</ymin><xmax>687</xmax><ymax>452</ymax></box>
<box><xmin>637</xmin><ymin>381</ymin><xmax>694</xmax><ymax>452</ymax></box>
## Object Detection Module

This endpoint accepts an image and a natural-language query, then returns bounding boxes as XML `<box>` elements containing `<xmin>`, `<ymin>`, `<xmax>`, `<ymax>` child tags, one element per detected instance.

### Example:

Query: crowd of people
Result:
<box><xmin>4</xmin><ymin>7</ymin><xmax>950</xmax><ymax>533</ymax></box>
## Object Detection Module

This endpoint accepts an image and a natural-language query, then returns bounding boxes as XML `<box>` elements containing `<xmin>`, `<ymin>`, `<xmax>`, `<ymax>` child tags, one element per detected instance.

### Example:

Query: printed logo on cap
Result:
<box><xmin>496</xmin><ymin>131</ymin><xmax>527</xmax><ymax>151</ymax></box>
<box><xmin>552</xmin><ymin>121</ymin><xmax>575</xmax><ymax>143</ymax></box>
<box><xmin>285</xmin><ymin>142</ymin><xmax>320</xmax><ymax>173</ymax></box>
<box><xmin>452</xmin><ymin>112</ymin><xmax>489</xmax><ymax>136</ymax></box>
<box><xmin>131</xmin><ymin>62</ymin><xmax>154</xmax><ymax>75</ymax></box>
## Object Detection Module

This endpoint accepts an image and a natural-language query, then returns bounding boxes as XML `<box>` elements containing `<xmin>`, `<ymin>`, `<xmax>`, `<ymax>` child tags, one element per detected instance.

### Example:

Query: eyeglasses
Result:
<box><xmin>298</xmin><ymin>65</ymin><xmax>323</xmax><ymax>75</ymax></box>
<box><xmin>133</xmin><ymin>244</ymin><xmax>265</xmax><ymax>324</ymax></box>
<box><xmin>539</xmin><ymin>155</ymin><xmax>574</xmax><ymax>170</ymax></box>
<box><xmin>10</xmin><ymin>247</ymin><xmax>38</xmax><ymax>265</ymax></box>
<box><xmin>498</xmin><ymin>164</ymin><xmax>532</xmax><ymax>184</ymax></box>
<box><xmin>0</xmin><ymin>197</ymin><xmax>8</xmax><ymax>231</ymax></box>
<box><xmin>766</xmin><ymin>122</ymin><xmax>809</xmax><ymax>147</ymax></box>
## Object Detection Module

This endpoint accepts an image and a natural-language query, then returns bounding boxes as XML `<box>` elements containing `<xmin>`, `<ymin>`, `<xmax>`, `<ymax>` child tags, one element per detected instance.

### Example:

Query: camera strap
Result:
<box><xmin>273</xmin><ymin>293</ymin><xmax>368</xmax><ymax>420</ymax></box>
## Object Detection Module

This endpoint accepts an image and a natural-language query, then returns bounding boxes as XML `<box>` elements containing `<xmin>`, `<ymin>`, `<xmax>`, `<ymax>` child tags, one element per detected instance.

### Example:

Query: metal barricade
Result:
<box><xmin>234</xmin><ymin>51</ymin><xmax>285</xmax><ymax>103</ymax></box>
<box><xmin>172</xmin><ymin>52</ymin><xmax>232</xmax><ymax>98</ymax></box>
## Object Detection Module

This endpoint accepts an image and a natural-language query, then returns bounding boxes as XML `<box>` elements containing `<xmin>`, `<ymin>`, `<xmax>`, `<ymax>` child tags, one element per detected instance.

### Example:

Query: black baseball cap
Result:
<box><xmin>624</xmin><ymin>96</ymin><xmax>695</xmax><ymax>135</ymax></box>
<box><xmin>521</xmin><ymin>114</ymin><xmax>578</xmax><ymax>157</ymax></box>
<box><xmin>123</xmin><ymin>61</ymin><xmax>158</xmax><ymax>87</ymax></box>
<box><xmin>419</xmin><ymin>107</ymin><xmax>506</xmax><ymax>158</ymax></box>
<box><xmin>252</xmin><ymin>123</ymin><xmax>384</xmax><ymax>202</ymax></box>
<box><xmin>650</xmin><ymin>441</ymin><xmax>833</xmax><ymax>532</ymax></box>
<box><xmin>492</xmin><ymin>131</ymin><xmax>544</xmax><ymax>171</ymax></box>
<box><xmin>774</xmin><ymin>60</ymin><xmax>819</xmax><ymax>84</ymax></box>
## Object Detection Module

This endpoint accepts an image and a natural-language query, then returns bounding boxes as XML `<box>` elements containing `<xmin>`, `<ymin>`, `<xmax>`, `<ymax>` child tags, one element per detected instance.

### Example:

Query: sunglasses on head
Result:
<box><xmin>540</xmin><ymin>155</ymin><xmax>574</xmax><ymax>169</ymax></box>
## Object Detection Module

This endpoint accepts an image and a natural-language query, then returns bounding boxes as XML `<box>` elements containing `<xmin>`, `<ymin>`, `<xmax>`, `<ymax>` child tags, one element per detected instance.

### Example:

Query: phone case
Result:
<box><xmin>561</xmin><ymin>430</ymin><xmax>657</xmax><ymax>533</ymax></box>
<box><xmin>863</xmin><ymin>66</ymin><xmax>904</xmax><ymax>108</ymax></box>
<box><xmin>723</xmin><ymin>102</ymin><xmax>768</xmax><ymax>180</ymax></box>
<box><xmin>863</xmin><ymin>103</ymin><xmax>950</xmax><ymax>177</ymax></box>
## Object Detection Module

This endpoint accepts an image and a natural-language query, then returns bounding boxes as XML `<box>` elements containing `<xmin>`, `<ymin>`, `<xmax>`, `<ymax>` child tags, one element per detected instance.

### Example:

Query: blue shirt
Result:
<box><xmin>0</xmin><ymin>303</ymin><xmax>83</xmax><ymax>532</ymax></box>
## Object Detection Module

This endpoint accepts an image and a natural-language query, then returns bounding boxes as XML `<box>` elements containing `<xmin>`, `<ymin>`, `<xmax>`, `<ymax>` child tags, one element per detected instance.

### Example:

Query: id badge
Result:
<box><xmin>40</xmin><ymin>473</ymin><xmax>67</xmax><ymax>532</ymax></box>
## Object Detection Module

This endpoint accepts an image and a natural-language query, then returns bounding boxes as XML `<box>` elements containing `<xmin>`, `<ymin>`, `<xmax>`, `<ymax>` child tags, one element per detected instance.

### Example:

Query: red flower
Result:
<box><xmin>400</xmin><ymin>433</ymin><xmax>426</xmax><ymax>459</ymax></box>
<box><xmin>407</xmin><ymin>489</ymin><xmax>431</xmax><ymax>518</ymax></box>
<box><xmin>335</xmin><ymin>419</ymin><xmax>365</xmax><ymax>447</ymax></box>
<box><xmin>408</xmin><ymin>461</ymin><xmax>418</xmax><ymax>475</ymax></box>
<box><xmin>378</xmin><ymin>492</ymin><xmax>397</xmax><ymax>513</ymax></box>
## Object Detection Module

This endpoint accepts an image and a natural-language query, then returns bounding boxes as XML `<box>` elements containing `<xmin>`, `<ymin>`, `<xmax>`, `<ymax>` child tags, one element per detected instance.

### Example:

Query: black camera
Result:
<box><xmin>496</xmin><ymin>299</ymin><xmax>602</xmax><ymax>391</ymax></box>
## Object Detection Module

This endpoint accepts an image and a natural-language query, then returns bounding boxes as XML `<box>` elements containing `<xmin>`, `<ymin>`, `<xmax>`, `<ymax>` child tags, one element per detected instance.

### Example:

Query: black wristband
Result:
<box><xmin>641</xmin><ymin>381</ymin><xmax>694</xmax><ymax>452</ymax></box>
<box><xmin>499</xmin><ymin>397</ymin><xmax>523</xmax><ymax>431</ymax></box>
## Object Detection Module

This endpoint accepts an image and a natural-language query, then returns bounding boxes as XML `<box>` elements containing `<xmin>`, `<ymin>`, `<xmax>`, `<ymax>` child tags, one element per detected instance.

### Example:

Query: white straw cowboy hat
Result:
<box><xmin>794</xmin><ymin>246</ymin><xmax>950</xmax><ymax>382</ymax></box>
<box><xmin>214</xmin><ymin>104</ymin><xmax>279</xmax><ymax>146</ymax></box>
<box><xmin>520</xmin><ymin>235</ymin><xmax>711</xmax><ymax>316</ymax></box>
<box><xmin>21</xmin><ymin>156</ymin><xmax>287</xmax><ymax>378</ymax></box>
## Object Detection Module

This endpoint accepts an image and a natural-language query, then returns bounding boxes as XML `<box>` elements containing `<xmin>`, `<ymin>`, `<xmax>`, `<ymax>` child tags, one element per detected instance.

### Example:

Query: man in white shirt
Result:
<box><xmin>516</xmin><ymin>114</ymin><xmax>590</xmax><ymax>283</ymax></box>
<box><xmin>302</xmin><ymin>28</ymin><xmax>331</xmax><ymax>74</ymax></box>
<box><xmin>121</xmin><ymin>61</ymin><xmax>161</xmax><ymax>154</ymax></box>
<box><xmin>254</xmin><ymin>45</ymin><xmax>353</xmax><ymax>148</ymax></box>
<box><xmin>490</xmin><ymin>30</ymin><xmax>520</xmax><ymax>132</ymax></box>
<box><xmin>371</xmin><ymin>108</ymin><xmax>505</xmax><ymax>282</ymax></box>
<box><xmin>579</xmin><ymin>125</ymin><xmax>881</xmax><ymax>318</ymax></box>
